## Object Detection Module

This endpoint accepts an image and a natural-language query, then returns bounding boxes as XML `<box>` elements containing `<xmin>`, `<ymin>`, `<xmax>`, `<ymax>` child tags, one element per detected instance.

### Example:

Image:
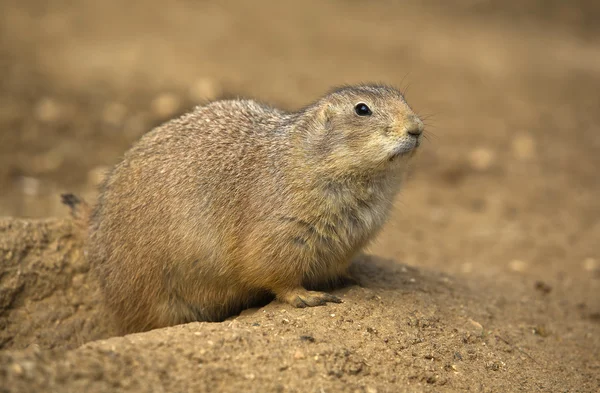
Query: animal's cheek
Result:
<box><xmin>364</xmin><ymin>135</ymin><xmax>394</xmax><ymax>155</ymax></box>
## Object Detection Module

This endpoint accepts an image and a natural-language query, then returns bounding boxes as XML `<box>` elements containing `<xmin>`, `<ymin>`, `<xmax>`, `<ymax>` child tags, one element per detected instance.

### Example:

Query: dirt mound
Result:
<box><xmin>0</xmin><ymin>219</ymin><xmax>115</xmax><ymax>350</ymax></box>
<box><xmin>0</xmin><ymin>219</ymin><xmax>598</xmax><ymax>392</ymax></box>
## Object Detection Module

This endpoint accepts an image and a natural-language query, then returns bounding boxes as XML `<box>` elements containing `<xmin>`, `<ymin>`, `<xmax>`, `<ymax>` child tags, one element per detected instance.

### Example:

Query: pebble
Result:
<box><xmin>582</xmin><ymin>258</ymin><xmax>598</xmax><ymax>271</ymax></box>
<box><xmin>532</xmin><ymin>325</ymin><xmax>549</xmax><ymax>337</ymax></box>
<box><xmin>151</xmin><ymin>93</ymin><xmax>181</xmax><ymax>118</ymax></box>
<box><xmin>293</xmin><ymin>350</ymin><xmax>305</xmax><ymax>360</ymax></box>
<box><xmin>10</xmin><ymin>363</ymin><xmax>24</xmax><ymax>376</ymax></box>
<box><xmin>21</xmin><ymin>177</ymin><xmax>40</xmax><ymax>197</ymax></box>
<box><xmin>34</xmin><ymin>98</ymin><xmax>62</xmax><ymax>122</ymax></box>
<box><xmin>534</xmin><ymin>281</ymin><xmax>552</xmax><ymax>294</ymax></box>
<box><xmin>468</xmin><ymin>147</ymin><xmax>495</xmax><ymax>171</ymax></box>
<box><xmin>508</xmin><ymin>259</ymin><xmax>528</xmax><ymax>272</ymax></box>
<box><xmin>512</xmin><ymin>134</ymin><xmax>536</xmax><ymax>161</ymax></box>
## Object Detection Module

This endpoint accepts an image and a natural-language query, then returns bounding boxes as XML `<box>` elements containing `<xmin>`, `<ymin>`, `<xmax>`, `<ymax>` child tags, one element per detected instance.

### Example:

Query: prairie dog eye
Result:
<box><xmin>354</xmin><ymin>103</ymin><xmax>372</xmax><ymax>116</ymax></box>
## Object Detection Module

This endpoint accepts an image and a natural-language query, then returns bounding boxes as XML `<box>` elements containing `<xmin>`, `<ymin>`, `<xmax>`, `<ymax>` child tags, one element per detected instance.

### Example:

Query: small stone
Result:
<box><xmin>512</xmin><ymin>134</ymin><xmax>536</xmax><ymax>161</ymax></box>
<box><xmin>508</xmin><ymin>259</ymin><xmax>527</xmax><ymax>272</ymax></box>
<box><xmin>293</xmin><ymin>350</ymin><xmax>305</xmax><ymax>360</ymax></box>
<box><xmin>35</xmin><ymin>98</ymin><xmax>62</xmax><ymax>122</ymax></box>
<box><xmin>532</xmin><ymin>325</ymin><xmax>549</xmax><ymax>337</ymax></box>
<box><xmin>21</xmin><ymin>177</ymin><xmax>40</xmax><ymax>197</ymax></box>
<box><xmin>151</xmin><ymin>93</ymin><xmax>181</xmax><ymax>118</ymax></box>
<box><xmin>10</xmin><ymin>363</ymin><xmax>24</xmax><ymax>376</ymax></box>
<box><xmin>468</xmin><ymin>148</ymin><xmax>495</xmax><ymax>171</ymax></box>
<box><xmin>588</xmin><ymin>312</ymin><xmax>600</xmax><ymax>322</ymax></box>
<box><xmin>582</xmin><ymin>258</ymin><xmax>598</xmax><ymax>272</ymax></box>
<box><xmin>486</xmin><ymin>361</ymin><xmax>501</xmax><ymax>371</ymax></box>
<box><xmin>534</xmin><ymin>281</ymin><xmax>552</xmax><ymax>294</ymax></box>
<box><xmin>366</xmin><ymin>387</ymin><xmax>378</xmax><ymax>393</ymax></box>
<box><xmin>20</xmin><ymin>361</ymin><xmax>35</xmax><ymax>378</ymax></box>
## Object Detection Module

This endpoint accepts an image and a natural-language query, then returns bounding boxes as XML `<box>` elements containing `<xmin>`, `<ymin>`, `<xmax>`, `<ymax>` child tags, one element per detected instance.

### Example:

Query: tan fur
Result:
<box><xmin>83</xmin><ymin>85</ymin><xmax>424</xmax><ymax>334</ymax></box>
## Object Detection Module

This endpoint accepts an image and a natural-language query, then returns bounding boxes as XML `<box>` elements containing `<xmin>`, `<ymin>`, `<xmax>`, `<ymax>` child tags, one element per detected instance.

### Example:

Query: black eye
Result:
<box><xmin>354</xmin><ymin>103</ymin><xmax>372</xmax><ymax>116</ymax></box>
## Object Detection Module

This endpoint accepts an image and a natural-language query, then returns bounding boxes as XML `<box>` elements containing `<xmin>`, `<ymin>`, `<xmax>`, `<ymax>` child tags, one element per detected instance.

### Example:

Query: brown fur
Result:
<box><xmin>68</xmin><ymin>85</ymin><xmax>424</xmax><ymax>334</ymax></box>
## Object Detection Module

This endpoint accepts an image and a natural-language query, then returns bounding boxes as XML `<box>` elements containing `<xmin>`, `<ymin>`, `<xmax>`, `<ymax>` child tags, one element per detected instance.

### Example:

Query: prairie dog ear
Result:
<box><xmin>318</xmin><ymin>103</ymin><xmax>335</xmax><ymax>128</ymax></box>
<box><xmin>323</xmin><ymin>103</ymin><xmax>335</xmax><ymax>119</ymax></box>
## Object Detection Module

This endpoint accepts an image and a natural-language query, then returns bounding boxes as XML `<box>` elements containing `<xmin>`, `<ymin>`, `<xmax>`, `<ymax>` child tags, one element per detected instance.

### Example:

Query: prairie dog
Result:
<box><xmin>65</xmin><ymin>85</ymin><xmax>424</xmax><ymax>334</ymax></box>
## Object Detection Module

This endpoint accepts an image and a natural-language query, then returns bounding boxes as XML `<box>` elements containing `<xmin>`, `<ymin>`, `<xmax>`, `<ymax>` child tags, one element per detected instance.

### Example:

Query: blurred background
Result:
<box><xmin>0</xmin><ymin>0</ymin><xmax>598</xmax><ymax>283</ymax></box>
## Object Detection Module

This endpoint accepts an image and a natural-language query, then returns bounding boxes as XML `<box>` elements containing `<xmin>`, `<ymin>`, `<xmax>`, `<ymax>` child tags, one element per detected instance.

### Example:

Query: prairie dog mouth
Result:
<box><xmin>388</xmin><ymin>135</ymin><xmax>420</xmax><ymax>161</ymax></box>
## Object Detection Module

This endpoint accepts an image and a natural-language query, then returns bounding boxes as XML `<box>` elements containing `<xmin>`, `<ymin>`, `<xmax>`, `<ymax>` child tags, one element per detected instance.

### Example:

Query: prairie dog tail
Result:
<box><xmin>61</xmin><ymin>193</ymin><xmax>91</xmax><ymax>230</ymax></box>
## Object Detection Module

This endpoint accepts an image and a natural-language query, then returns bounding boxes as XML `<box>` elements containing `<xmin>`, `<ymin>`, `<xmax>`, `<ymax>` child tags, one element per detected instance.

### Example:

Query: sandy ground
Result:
<box><xmin>0</xmin><ymin>0</ymin><xmax>599</xmax><ymax>392</ymax></box>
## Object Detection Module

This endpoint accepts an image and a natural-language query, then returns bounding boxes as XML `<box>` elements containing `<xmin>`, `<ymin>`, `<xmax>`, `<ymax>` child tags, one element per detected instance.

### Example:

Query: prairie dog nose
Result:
<box><xmin>405</xmin><ymin>115</ymin><xmax>424</xmax><ymax>136</ymax></box>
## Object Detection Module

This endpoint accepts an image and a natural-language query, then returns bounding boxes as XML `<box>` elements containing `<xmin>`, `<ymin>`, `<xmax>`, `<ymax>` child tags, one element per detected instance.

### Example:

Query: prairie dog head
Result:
<box><xmin>302</xmin><ymin>85</ymin><xmax>424</xmax><ymax>176</ymax></box>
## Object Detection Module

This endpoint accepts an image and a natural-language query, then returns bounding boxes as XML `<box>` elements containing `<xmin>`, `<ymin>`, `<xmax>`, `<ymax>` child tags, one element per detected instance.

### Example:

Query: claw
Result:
<box><xmin>278</xmin><ymin>288</ymin><xmax>342</xmax><ymax>309</ymax></box>
<box><xmin>291</xmin><ymin>296</ymin><xmax>308</xmax><ymax>308</ymax></box>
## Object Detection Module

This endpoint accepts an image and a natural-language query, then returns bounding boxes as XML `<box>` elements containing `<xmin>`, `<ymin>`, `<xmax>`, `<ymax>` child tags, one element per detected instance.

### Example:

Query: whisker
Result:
<box><xmin>404</xmin><ymin>81</ymin><xmax>413</xmax><ymax>97</ymax></box>
<box><xmin>417</xmin><ymin>111</ymin><xmax>438</xmax><ymax>120</ymax></box>
<box><xmin>399</xmin><ymin>72</ymin><xmax>411</xmax><ymax>92</ymax></box>
<box><xmin>423</xmin><ymin>130</ymin><xmax>440</xmax><ymax>140</ymax></box>
<box><xmin>399</xmin><ymin>72</ymin><xmax>413</xmax><ymax>95</ymax></box>
<box><xmin>420</xmin><ymin>115</ymin><xmax>437</xmax><ymax>122</ymax></box>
